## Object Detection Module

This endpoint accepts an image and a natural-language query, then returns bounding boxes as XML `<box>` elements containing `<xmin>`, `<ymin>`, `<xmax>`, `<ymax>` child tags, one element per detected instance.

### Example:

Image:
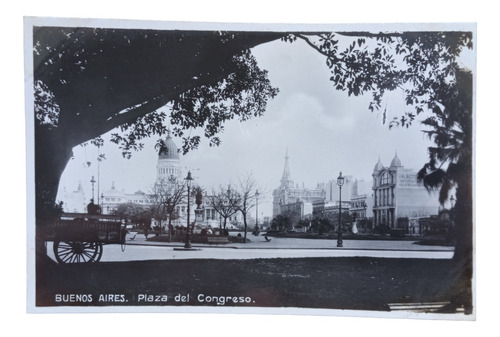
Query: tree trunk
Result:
<box><xmin>448</xmin><ymin>153</ymin><xmax>473</xmax><ymax>314</ymax></box>
<box><xmin>34</xmin><ymin>126</ymin><xmax>75</xmax><ymax>267</ymax></box>
<box><xmin>168</xmin><ymin>217</ymin><xmax>173</xmax><ymax>242</ymax></box>
<box><xmin>222</xmin><ymin>217</ymin><xmax>227</xmax><ymax>234</ymax></box>
<box><xmin>243</xmin><ymin>215</ymin><xmax>248</xmax><ymax>243</ymax></box>
<box><xmin>35</xmin><ymin>127</ymin><xmax>74</xmax><ymax>219</ymax></box>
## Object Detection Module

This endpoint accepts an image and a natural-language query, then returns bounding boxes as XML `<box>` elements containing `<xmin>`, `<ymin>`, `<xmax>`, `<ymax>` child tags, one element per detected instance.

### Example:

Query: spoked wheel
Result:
<box><xmin>53</xmin><ymin>241</ymin><xmax>103</xmax><ymax>264</ymax></box>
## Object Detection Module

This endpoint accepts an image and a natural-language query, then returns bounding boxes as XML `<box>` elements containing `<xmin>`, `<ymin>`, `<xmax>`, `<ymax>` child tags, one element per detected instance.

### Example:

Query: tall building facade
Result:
<box><xmin>272</xmin><ymin>150</ymin><xmax>325</xmax><ymax>219</ymax></box>
<box><xmin>100</xmin><ymin>182</ymin><xmax>151</xmax><ymax>214</ymax></box>
<box><xmin>322</xmin><ymin>175</ymin><xmax>355</xmax><ymax>204</ymax></box>
<box><xmin>371</xmin><ymin>154</ymin><xmax>440</xmax><ymax>229</ymax></box>
<box><xmin>350</xmin><ymin>179</ymin><xmax>374</xmax><ymax>220</ymax></box>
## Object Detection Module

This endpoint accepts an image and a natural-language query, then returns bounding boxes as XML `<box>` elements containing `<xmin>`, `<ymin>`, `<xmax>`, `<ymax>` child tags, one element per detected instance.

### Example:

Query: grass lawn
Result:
<box><xmin>36</xmin><ymin>256</ymin><xmax>469</xmax><ymax>313</ymax></box>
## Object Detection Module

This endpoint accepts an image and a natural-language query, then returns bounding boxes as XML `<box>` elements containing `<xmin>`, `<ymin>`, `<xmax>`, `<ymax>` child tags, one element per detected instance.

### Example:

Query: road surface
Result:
<box><xmin>46</xmin><ymin>233</ymin><xmax>454</xmax><ymax>262</ymax></box>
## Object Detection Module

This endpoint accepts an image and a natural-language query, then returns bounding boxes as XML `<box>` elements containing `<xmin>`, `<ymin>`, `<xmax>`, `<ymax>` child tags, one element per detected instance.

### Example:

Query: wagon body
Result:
<box><xmin>43</xmin><ymin>213</ymin><xmax>126</xmax><ymax>244</ymax></box>
<box><xmin>43</xmin><ymin>213</ymin><xmax>126</xmax><ymax>264</ymax></box>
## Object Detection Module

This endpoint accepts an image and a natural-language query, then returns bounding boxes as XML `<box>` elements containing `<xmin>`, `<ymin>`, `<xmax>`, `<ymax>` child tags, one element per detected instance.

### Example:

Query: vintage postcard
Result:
<box><xmin>25</xmin><ymin>17</ymin><xmax>476</xmax><ymax>319</ymax></box>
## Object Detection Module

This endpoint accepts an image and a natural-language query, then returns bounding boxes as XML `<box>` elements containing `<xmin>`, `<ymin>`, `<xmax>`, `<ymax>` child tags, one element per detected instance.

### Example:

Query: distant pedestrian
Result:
<box><xmin>87</xmin><ymin>199</ymin><xmax>100</xmax><ymax>215</ymax></box>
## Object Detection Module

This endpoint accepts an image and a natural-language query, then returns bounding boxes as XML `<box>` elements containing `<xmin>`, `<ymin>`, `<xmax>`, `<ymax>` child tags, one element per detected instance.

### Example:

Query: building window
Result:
<box><xmin>381</xmin><ymin>172</ymin><xmax>391</xmax><ymax>185</ymax></box>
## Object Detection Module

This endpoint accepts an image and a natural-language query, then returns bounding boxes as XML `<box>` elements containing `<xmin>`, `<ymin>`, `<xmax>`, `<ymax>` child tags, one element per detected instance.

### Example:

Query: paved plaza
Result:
<box><xmin>46</xmin><ymin>232</ymin><xmax>454</xmax><ymax>263</ymax></box>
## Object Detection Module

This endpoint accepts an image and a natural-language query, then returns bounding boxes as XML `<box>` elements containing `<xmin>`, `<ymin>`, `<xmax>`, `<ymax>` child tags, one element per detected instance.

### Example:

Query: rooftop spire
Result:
<box><xmin>390</xmin><ymin>151</ymin><xmax>402</xmax><ymax>168</ymax></box>
<box><xmin>281</xmin><ymin>148</ymin><xmax>293</xmax><ymax>188</ymax></box>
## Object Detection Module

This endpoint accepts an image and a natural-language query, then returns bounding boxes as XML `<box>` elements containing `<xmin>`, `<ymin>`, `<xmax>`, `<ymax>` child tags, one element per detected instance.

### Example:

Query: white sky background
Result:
<box><xmin>57</xmin><ymin>29</ymin><xmax>475</xmax><ymax>217</ymax></box>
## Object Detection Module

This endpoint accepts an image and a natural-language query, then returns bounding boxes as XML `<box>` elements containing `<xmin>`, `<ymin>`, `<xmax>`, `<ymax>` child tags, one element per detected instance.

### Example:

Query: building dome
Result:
<box><xmin>373</xmin><ymin>158</ymin><xmax>384</xmax><ymax>172</ymax></box>
<box><xmin>390</xmin><ymin>153</ymin><xmax>402</xmax><ymax>168</ymax></box>
<box><xmin>158</xmin><ymin>133</ymin><xmax>180</xmax><ymax>160</ymax></box>
<box><xmin>157</xmin><ymin>132</ymin><xmax>182</xmax><ymax>182</ymax></box>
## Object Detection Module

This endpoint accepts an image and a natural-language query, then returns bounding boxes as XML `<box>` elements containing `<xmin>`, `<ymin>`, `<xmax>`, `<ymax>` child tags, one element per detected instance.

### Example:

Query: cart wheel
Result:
<box><xmin>53</xmin><ymin>241</ymin><xmax>103</xmax><ymax>264</ymax></box>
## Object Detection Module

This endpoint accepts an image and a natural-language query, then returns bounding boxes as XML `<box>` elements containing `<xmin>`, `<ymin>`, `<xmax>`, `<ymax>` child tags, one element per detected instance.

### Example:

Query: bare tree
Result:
<box><xmin>149</xmin><ymin>177</ymin><xmax>187</xmax><ymax>240</ymax></box>
<box><xmin>236</xmin><ymin>173</ymin><xmax>259</xmax><ymax>243</ymax></box>
<box><xmin>207</xmin><ymin>184</ymin><xmax>240</xmax><ymax>234</ymax></box>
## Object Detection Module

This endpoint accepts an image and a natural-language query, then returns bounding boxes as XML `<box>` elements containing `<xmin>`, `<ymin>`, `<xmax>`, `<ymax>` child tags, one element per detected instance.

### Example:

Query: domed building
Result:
<box><xmin>390</xmin><ymin>153</ymin><xmax>402</xmax><ymax>168</ymax></box>
<box><xmin>156</xmin><ymin>131</ymin><xmax>182</xmax><ymax>183</ymax></box>
<box><xmin>371</xmin><ymin>153</ymin><xmax>440</xmax><ymax>233</ymax></box>
<box><xmin>97</xmin><ymin>133</ymin><xmax>228</xmax><ymax>231</ymax></box>
<box><xmin>373</xmin><ymin>157</ymin><xmax>384</xmax><ymax>172</ymax></box>
<box><xmin>99</xmin><ymin>132</ymin><xmax>184</xmax><ymax>217</ymax></box>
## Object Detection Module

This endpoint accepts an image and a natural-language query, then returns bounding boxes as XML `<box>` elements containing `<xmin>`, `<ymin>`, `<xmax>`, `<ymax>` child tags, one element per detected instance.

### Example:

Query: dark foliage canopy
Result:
<box><xmin>34</xmin><ymin>27</ymin><xmax>281</xmax><ymax>156</ymax></box>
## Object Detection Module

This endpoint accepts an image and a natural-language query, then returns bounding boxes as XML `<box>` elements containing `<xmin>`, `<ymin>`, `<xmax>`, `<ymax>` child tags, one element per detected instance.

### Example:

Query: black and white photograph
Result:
<box><xmin>24</xmin><ymin>15</ymin><xmax>477</xmax><ymax>323</ymax></box>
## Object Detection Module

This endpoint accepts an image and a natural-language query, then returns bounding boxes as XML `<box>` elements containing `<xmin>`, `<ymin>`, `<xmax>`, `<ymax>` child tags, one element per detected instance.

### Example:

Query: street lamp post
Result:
<box><xmin>449</xmin><ymin>195</ymin><xmax>456</xmax><ymax>230</ymax></box>
<box><xmin>97</xmin><ymin>143</ymin><xmax>101</xmax><ymax>206</ymax></box>
<box><xmin>337</xmin><ymin>171</ymin><xmax>345</xmax><ymax>248</ymax></box>
<box><xmin>255</xmin><ymin>190</ymin><xmax>260</xmax><ymax>234</ymax></box>
<box><xmin>184</xmin><ymin>171</ymin><xmax>194</xmax><ymax>249</ymax></box>
<box><xmin>363</xmin><ymin>201</ymin><xmax>367</xmax><ymax>232</ymax></box>
<box><xmin>166</xmin><ymin>193</ymin><xmax>172</xmax><ymax>240</ymax></box>
<box><xmin>90</xmin><ymin>176</ymin><xmax>96</xmax><ymax>201</ymax></box>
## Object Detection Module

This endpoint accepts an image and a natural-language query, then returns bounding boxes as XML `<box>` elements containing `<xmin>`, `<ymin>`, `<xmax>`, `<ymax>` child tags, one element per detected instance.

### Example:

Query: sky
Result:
<box><xmin>57</xmin><ymin>27</ymin><xmax>475</xmax><ymax>218</ymax></box>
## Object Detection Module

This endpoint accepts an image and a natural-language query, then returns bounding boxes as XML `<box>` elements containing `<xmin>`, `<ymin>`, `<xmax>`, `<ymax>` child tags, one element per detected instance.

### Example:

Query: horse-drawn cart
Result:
<box><xmin>42</xmin><ymin>213</ymin><xmax>127</xmax><ymax>264</ymax></box>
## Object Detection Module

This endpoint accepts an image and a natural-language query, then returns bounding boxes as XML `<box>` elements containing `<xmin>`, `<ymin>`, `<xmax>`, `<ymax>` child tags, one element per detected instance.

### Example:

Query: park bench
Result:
<box><xmin>389</xmin><ymin>228</ymin><xmax>407</xmax><ymax>237</ymax></box>
<box><xmin>207</xmin><ymin>236</ymin><xmax>230</xmax><ymax>244</ymax></box>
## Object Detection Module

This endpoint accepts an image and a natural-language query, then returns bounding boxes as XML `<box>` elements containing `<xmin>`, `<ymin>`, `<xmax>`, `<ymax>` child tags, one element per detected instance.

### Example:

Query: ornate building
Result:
<box><xmin>272</xmin><ymin>150</ymin><xmax>325</xmax><ymax>219</ymax></box>
<box><xmin>98</xmin><ymin>133</ymin><xmax>237</xmax><ymax>230</ymax></box>
<box><xmin>156</xmin><ymin>131</ymin><xmax>183</xmax><ymax>183</ymax></box>
<box><xmin>350</xmin><ymin>179</ymin><xmax>374</xmax><ymax>220</ymax></box>
<box><xmin>100</xmin><ymin>132</ymin><xmax>183</xmax><ymax>215</ymax></box>
<box><xmin>58</xmin><ymin>182</ymin><xmax>87</xmax><ymax>213</ymax></box>
<box><xmin>371</xmin><ymin>154</ymin><xmax>440</xmax><ymax>229</ymax></box>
